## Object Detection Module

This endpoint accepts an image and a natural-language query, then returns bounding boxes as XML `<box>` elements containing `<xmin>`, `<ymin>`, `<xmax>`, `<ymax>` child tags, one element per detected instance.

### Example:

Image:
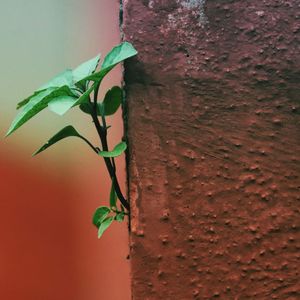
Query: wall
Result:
<box><xmin>0</xmin><ymin>1</ymin><xmax>130</xmax><ymax>299</ymax></box>
<box><xmin>123</xmin><ymin>0</ymin><xmax>300</xmax><ymax>299</ymax></box>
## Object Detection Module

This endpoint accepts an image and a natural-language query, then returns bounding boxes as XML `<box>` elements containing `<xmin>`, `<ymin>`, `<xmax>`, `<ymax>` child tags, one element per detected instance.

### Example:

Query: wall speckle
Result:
<box><xmin>180</xmin><ymin>0</ymin><xmax>208</xmax><ymax>26</ymax></box>
<box><xmin>181</xmin><ymin>0</ymin><xmax>204</xmax><ymax>8</ymax></box>
<box><xmin>148</xmin><ymin>0</ymin><xmax>154</xmax><ymax>9</ymax></box>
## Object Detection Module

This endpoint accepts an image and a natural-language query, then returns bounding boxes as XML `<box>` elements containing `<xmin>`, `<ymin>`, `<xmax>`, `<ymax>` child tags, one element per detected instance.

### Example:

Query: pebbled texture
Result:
<box><xmin>123</xmin><ymin>0</ymin><xmax>300</xmax><ymax>299</ymax></box>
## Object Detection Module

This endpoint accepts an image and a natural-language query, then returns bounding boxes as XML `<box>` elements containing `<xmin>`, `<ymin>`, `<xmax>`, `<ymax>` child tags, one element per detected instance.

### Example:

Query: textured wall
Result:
<box><xmin>123</xmin><ymin>0</ymin><xmax>300</xmax><ymax>299</ymax></box>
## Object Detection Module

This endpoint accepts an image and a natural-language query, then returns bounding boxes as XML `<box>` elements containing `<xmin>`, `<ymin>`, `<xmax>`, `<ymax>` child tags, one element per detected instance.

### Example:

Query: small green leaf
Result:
<box><xmin>109</xmin><ymin>181</ymin><xmax>117</xmax><ymax>208</ymax></box>
<box><xmin>6</xmin><ymin>86</ymin><xmax>74</xmax><ymax>136</ymax></box>
<box><xmin>33</xmin><ymin>125</ymin><xmax>81</xmax><ymax>156</ymax></box>
<box><xmin>98</xmin><ymin>141</ymin><xmax>127</xmax><ymax>158</ymax></box>
<box><xmin>73</xmin><ymin>54</ymin><xmax>101</xmax><ymax>88</ymax></box>
<box><xmin>79</xmin><ymin>102</ymin><xmax>101</xmax><ymax>116</ymax></box>
<box><xmin>39</xmin><ymin>69</ymin><xmax>74</xmax><ymax>90</ymax></box>
<box><xmin>101</xmin><ymin>42</ymin><xmax>137</xmax><ymax>71</ymax></box>
<box><xmin>103</xmin><ymin>86</ymin><xmax>122</xmax><ymax>116</ymax></box>
<box><xmin>79</xmin><ymin>102</ymin><xmax>92</xmax><ymax>114</ymax></box>
<box><xmin>79</xmin><ymin>42</ymin><xmax>138</xmax><ymax>84</ymax></box>
<box><xmin>98</xmin><ymin>217</ymin><xmax>114</xmax><ymax>238</ymax></box>
<box><xmin>93</xmin><ymin>206</ymin><xmax>111</xmax><ymax>228</ymax></box>
<box><xmin>115</xmin><ymin>212</ymin><xmax>125</xmax><ymax>222</ymax></box>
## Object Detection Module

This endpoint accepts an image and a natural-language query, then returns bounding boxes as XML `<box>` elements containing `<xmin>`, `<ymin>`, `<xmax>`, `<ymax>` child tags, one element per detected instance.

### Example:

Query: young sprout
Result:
<box><xmin>6</xmin><ymin>42</ymin><xmax>138</xmax><ymax>238</ymax></box>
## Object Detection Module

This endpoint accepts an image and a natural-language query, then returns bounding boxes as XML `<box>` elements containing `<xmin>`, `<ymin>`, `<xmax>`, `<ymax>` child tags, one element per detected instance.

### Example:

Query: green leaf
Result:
<box><xmin>79</xmin><ymin>42</ymin><xmax>138</xmax><ymax>84</ymax></box>
<box><xmin>79</xmin><ymin>102</ymin><xmax>92</xmax><ymax>114</ymax></box>
<box><xmin>6</xmin><ymin>86</ymin><xmax>74</xmax><ymax>136</ymax></box>
<box><xmin>14</xmin><ymin>43</ymin><xmax>133</xmax><ymax>115</ymax></box>
<box><xmin>38</xmin><ymin>69</ymin><xmax>74</xmax><ymax>90</ymax></box>
<box><xmin>98</xmin><ymin>217</ymin><xmax>114</xmax><ymax>238</ymax></box>
<box><xmin>93</xmin><ymin>206</ymin><xmax>111</xmax><ymax>228</ymax></box>
<box><xmin>49</xmin><ymin>83</ymin><xmax>96</xmax><ymax>116</ymax></box>
<box><xmin>79</xmin><ymin>102</ymin><xmax>101</xmax><ymax>116</ymax></box>
<box><xmin>48</xmin><ymin>95</ymin><xmax>78</xmax><ymax>115</ymax></box>
<box><xmin>103</xmin><ymin>86</ymin><xmax>122</xmax><ymax>116</ymax></box>
<box><xmin>115</xmin><ymin>212</ymin><xmax>125</xmax><ymax>222</ymax></box>
<box><xmin>32</xmin><ymin>125</ymin><xmax>81</xmax><ymax>156</ymax></box>
<box><xmin>71</xmin><ymin>83</ymin><xmax>95</xmax><ymax>108</ymax></box>
<box><xmin>17</xmin><ymin>89</ymin><xmax>46</xmax><ymax>110</ymax></box>
<box><xmin>101</xmin><ymin>42</ymin><xmax>137</xmax><ymax>71</ymax></box>
<box><xmin>98</xmin><ymin>141</ymin><xmax>127</xmax><ymax>158</ymax></box>
<box><xmin>109</xmin><ymin>181</ymin><xmax>117</xmax><ymax>208</ymax></box>
<box><xmin>16</xmin><ymin>69</ymin><xmax>75</xmax><ymax>111</ymax></box>
<box><xmin>73</xmin><ymin>54</ymin><xmax>101</xmax><ymax>88</ymax></box>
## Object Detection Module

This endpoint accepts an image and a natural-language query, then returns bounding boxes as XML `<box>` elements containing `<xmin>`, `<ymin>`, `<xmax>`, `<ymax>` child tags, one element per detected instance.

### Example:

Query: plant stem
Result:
<box><xmin>112</xmin><ymin>157</ymin><xmax>116</xmax><ymax>171</ymax></box>
<box><xmin>90</xmin><ymin>84</ymin><xmax>130</xmax><ymax>211</ymax></box>
<box><xmin>111</xmin><ymin>207</ymin><xmax>129</xmax><ymax>215</ymax></box>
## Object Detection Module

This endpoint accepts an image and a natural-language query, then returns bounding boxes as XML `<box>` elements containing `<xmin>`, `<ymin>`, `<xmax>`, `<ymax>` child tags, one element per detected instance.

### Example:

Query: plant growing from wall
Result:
<box><xmin>6</xmin><ymin>42</ymin><xmax>137</xmax><ymax>238</ymax></box>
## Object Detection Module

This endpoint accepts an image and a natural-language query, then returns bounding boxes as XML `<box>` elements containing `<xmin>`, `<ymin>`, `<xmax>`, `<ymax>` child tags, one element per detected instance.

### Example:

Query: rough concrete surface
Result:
<box><xmin>123</xmin><ymin>0</ymin><xmax>300</xmax><ymax>299</ymax></box>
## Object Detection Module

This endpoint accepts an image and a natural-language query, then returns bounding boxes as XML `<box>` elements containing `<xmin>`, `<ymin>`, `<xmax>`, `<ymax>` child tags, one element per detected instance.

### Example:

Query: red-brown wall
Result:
<box><xmin>123</xmin><ymin>0</ymin><xmax>300</xmax><ymax>299</ymax></box>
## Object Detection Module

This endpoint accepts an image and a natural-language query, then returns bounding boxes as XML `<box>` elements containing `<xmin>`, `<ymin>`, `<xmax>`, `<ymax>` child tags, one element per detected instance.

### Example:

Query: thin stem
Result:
<box><xmin>92</xmin><ymin>113</ymin><xmax>130</xmax><ymax>211</ymax></box>
<box><xmin>112</xmin><ymin>157</ymin><xmax>116</xmax><ymax>171</ymax></box>
<box><xmin>101</xmin><ymin>114</ymin><xmax>107</xmax><ymax>130</ymax></box>
<box><xmin>72</xmin><ymin>87</ymin><xmax>84</xmax><ymax>94</ymax></box>
<box><xmin>93</xmin><ymin>81</ymin><xmax>101</xmax><ymax>110</ymax></box>
<box><xmin>111</xmin><ymin>207</ymin><xmax>129</xmax><ymax>215</ymax></box>
<box><xmin>90</xmin><ymin>84</ymin><xmax>130</xmax><ymax>211</ymax></box>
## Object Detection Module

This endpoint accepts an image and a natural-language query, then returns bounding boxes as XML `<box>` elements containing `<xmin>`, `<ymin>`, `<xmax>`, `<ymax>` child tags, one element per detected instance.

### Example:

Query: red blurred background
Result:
<box><xmin>0</xmin><ymin>1</ymin><xmax>130</xmax><ymax>299</ymax></box>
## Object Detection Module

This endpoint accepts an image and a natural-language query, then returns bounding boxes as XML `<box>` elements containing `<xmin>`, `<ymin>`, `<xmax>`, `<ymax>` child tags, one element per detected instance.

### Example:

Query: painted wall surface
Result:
<box><xmin>0</xmin><ymin>1</ymin><xmax>130</xmax><ymax>299</ymax></box>
<box><xmin>123</xmin><ymin>0</ymin><xmax>300</xmax><ymax>299</ymax></box>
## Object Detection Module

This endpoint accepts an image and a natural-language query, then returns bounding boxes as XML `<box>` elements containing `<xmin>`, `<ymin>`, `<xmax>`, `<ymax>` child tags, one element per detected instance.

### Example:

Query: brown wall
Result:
<box><xmin>123</xmin><ymin>0</ymin><xmax>300</xmax><ymax>299</ymax></box>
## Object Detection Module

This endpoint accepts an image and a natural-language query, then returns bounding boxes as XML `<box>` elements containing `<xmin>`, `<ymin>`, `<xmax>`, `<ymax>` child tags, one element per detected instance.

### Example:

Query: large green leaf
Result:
<box><xmin>17</xmin><ymin>89</ymin><xmax>47</xmax><ymax>110</ymax></box>
<box><xmin>93</xmin><ymin>206</ymin><xmax>111</xmax><ymax>228</ymax></box>
<box><xmin>98</xmin><ymin>141</ymin><xmax>127</xmax><ymax>158</ymax></box>
<box><xmin>103</xmin><ymin>86</ymin><xmax>122</xmax><ymax>116</ymax></box>
<box><xmin>48</xmin><ymin>96</ymin><xmax>78</xmax><ymax>115</ymax></box>
<box><xmin>49</xmin><ymin>81</ymin><xmax>96</xmax><ymax>115</ymax></box>
<box><xmin>15</xmin><ymin>44</ymin><xmax>134</xmax><ymax>113</ymax></box>
<box><xmin>17</xmin><ymin>55</ymin><xmax>99</xmax><ymax>113</ymax></box>
<box><xmin>38</xmin><ymin>69</ymin><xmax>74</xmax><ymax>90</ymax></box>
<box><xmin>47</xmin><ymin>84</ymin><xmax>96</xmax><ymax>117</ymax></box>
<box><xmin>32</xmin><ymin>125</ymin><xmax>82</xmax><ymax>155</ymax></box>
<box><xmin>73</xmin><ymin>54</ymin><xmax>101</xmax><ymax>87</ymax></box>
<box><xmin>16</xmin><ymin>69</ymin><xmax>75</xmax><ymax>111</ymax></box>
<box><xmin>6</xmin><ymin>86</ymin><xmax>74</xmax><ymax>136</ymax></box>
<box><xmin>98</xmin><ymin>217</ymin><xmax>114</xmax><ymax>238</ymax></box>
<box><xmin>78</xmin><ymin>42</ymin><xmax>137</xmax><ymax>84</ymax></box>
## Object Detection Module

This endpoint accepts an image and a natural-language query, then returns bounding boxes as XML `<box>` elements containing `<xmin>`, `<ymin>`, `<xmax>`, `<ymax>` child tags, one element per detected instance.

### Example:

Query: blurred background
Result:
<box><xmin>0</xmin><ymin>0</ymin><xmax>130</xmax><ymax>299</ymax></box>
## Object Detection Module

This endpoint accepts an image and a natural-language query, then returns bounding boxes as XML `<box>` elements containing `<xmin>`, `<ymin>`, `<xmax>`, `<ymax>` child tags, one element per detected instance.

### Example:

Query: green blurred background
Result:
<box><xmin>0</xmin><ymin>0</ymin><xmax>130</xmax><ymax>299</ymax></box>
